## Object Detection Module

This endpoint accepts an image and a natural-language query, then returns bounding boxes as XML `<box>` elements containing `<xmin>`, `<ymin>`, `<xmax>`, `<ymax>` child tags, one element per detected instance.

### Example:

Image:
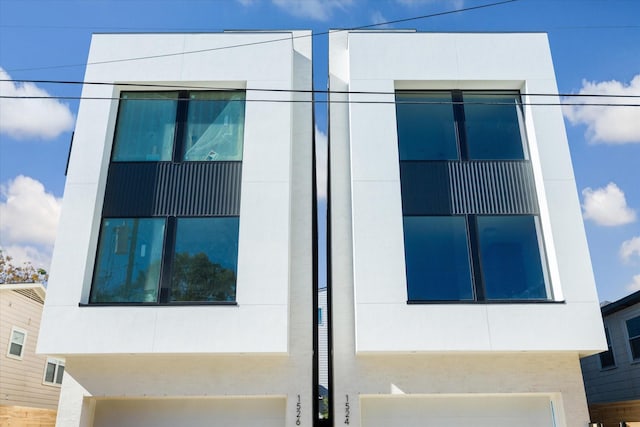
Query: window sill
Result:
<box><xmin>79</xmin><ymin>301</ymin><xmax>238</xmax><ymax>307</ymax></box>
<box><xmin>407</xmin><ymin>300</ymin><xmax>565</xmax><ymax>305</ymax></box>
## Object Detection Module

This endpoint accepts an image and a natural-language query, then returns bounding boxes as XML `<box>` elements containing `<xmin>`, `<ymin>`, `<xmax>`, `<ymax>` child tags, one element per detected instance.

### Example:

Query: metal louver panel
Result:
<box><xmin>448</xmin><ymin>161</ymin><xmax>538</xmax><ymax>215</ymax></box>
<box><xmin>103</xmin><ymin>162</ymin><xmax>242</xmax><ymax>217</ymax></box>
<box><xmin>400</xmin><ymin>161</ymin><xmax>538</xmax><ymax>215</ymax></box>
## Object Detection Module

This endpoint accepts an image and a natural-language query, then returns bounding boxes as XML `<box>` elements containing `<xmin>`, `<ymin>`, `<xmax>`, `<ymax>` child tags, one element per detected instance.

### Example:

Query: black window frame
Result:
<box><xmin>626</xmin><ymin>315</ymin><xmax>640</xmax><ymax>361</ymax></box>
<box><xmin>397</xmin><ymin>89</ymin><xmax>552</xmax><ymax>304</ymax></box>
<box><xmin>87</xmin><ymin>90</ymin><xmax>244</xmax><ymax>306</ymax></box>
<box><xmin>599</xmin><ymin>326</ymin><xmax>616</xmax><ymax>369</ymax></box>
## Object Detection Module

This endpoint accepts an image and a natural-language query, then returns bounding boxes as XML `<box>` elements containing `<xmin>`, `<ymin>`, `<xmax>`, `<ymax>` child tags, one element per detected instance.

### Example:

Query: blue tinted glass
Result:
<box><xmin>91</xmin><ymin>218</ymin><xmax>165</xmax><ymax>303</ymax></box>
<box><xmin>112</xmin><ymin>92</ymin><xmax>178</xmax><ymax>161</ymax></box>
<box><xmin>464</xmin><ymin>92</ymin><xmax>525</xmax><ymax>160</ymax></box>
<box><xmin>396</xmin><ymin>92</ymin><xmax>458</xmax><ymax>160</ymax></box>
<box><xmin>403</xmin><ymin>216</ymin><xmax>473</xmax><ymax>301</ymax></box>
<box><xmin>477</xmin><ymin>216</ymin><xmax>548</xmax><ymax>300</ymax></box>
<box><xmin>170</xmin><ymin>217</ymin><xmax>239</xmax><ymax>302</ymax></box>
<box><xmin>183</xmin><ymin>91</ymin><xmax>245</xmax><ymax>161</ymax></box>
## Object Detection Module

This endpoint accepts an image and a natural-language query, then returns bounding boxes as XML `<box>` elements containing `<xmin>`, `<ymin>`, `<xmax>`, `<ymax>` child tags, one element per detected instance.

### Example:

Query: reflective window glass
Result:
<box><xmin>44</xmin><ymin>362</ymin><xmax>56</xmax><ymax>383</ymax></box>
<box><xmin>627</xmin><ymin>316</ymin><xmax>640</xmax><ymax>360</ymax></box>
<box><xmin>463</xmin><ymin>92</ymin><xmax>525</xmax><ymax>160</ymax></box>
<box><xmin>477</xmin><ymin>215</ymin><xmax>547</xmax><ymax>300</ymax></box>
<box><xmin>183</xmin><ymin>91</ymin><xmax>245</xmax><ymax>161</ymax></box>
<box><xmin>170</xmin><ymin>217</ymin><xmax>240</xmax><ymax>302</ymax></box>
<box><xmin>403</xmin><ymin>216</ymin><xmax>473</xmax><ymax>301</ymax></box>
<box><xmin>112</xmin><ymin>92</ymin><xmax>178</xmax><ymax>161</ymax></box>
<box><xmin>396</xmin><ymin>92</ymin><xmax>458</xmax><ymax>160</ymax></box>
<box><xmin>91</xmin><ymin>218</ymin><xmax>166</xmax><ymax>303</ymax></box>
<box><xmin>8</xmin><ymin>329</ymin><xmax>25</xmax><ymax>357</ymax></box>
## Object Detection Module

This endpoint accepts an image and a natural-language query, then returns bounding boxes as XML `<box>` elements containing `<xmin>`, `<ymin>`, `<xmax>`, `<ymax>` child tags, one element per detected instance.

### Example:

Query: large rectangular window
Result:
<box><xmin>91</xmin><ymin>218</ymin><xmax>165</xmax><ymax>303</ymax></box>
<box><xmin>397</xmin><ymin>90</ymin><xmax>550</xmax><ymax>303</ymax></box>
<box><xmin>403</xmin><ymin>216</ymin><xmax>473</xmax><ymax>301</ymax></box>
<box><xmin>112</xmin><ymin>90</ymin><xmax>245</xmax><ymax>163</ymax></box>
<box><xmin>627</xmin><ymin>316</ymin><xmax>640</xmax><ymax>360</ymax></box>
<box><xmin>89</xmin><ymin>90</ymin><xmax>244</xmax><ymax>305</ymax></box>
<box><xmin>170</xmin><ymin>218</ymin><xmax>239</xmax><ymax>302</ymax></box>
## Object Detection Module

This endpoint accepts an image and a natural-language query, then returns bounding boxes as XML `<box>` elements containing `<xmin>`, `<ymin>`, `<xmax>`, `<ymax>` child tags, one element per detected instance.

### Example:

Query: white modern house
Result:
<box><xmin>328</xmin><ymin>30</ymin><xmax>606</xmax><ymax>427</ymax></box>
<box><xmin>37</xmin><ymin>31</ymin><xmax>315</xmax><ymax>427</ymax></box>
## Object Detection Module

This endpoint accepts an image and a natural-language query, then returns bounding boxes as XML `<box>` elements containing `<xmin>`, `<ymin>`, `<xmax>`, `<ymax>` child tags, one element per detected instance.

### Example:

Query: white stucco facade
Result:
<box><xmin>38</xmin><ymin>31</ymin><xmax>314</xmax><ymax>427</ymax></box>
<box><xmin>328</xmin><ymin>31</ymin><xmax>606</xmax><ymax>427</ymax></box>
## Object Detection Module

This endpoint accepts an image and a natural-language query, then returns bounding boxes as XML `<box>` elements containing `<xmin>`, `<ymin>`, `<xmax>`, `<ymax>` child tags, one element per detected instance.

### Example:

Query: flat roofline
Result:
<box><xmin>602</xmin><ymin>289</ymin><xmax>640</xmax><ymax>316</ymax></box>
<box><xmin>334</xmin><ymin>29</ymin><xmax>548</xmax><ymax>34</ymax></box>
<box><xmin>93</xmin><ymin>30</ymin><xmax>303</xmax><ymax>36</ymax></box>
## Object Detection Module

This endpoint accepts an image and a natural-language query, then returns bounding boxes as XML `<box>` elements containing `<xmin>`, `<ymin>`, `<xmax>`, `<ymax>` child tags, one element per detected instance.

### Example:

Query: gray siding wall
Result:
<box><xmin>581</xmin><ymin>303</ymin><xmax>640</xmax><ymax>403</ymax></box>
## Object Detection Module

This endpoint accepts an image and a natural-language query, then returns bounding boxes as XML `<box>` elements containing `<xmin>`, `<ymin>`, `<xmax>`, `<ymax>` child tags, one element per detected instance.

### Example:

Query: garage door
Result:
<box><xmin>93</xmin><ymin>397</ymin><xmax>285</xmax><ymax>427</ymax></box>
<box><xmin>361</xmin><ymin>395</ymin><xmax>555</xmax><ymax>427</ymax></box>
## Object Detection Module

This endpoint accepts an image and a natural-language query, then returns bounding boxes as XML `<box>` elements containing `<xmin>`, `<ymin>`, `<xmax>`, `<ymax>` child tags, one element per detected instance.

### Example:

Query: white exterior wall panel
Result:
<box><xmin>333</xmin><ymin>31</ymin><xmax>605</xmax><ymax>354</ymax></box>
<box><xmin>329</xmin><ymin>31</ymin><xmax>605</xmax><ymax>427</ymax></box>
<box><xmin>39</xmin><ymin>32</ymin><xmax>303</xmax><ymax>356</ymax></box>
<box><xmin>39</xmin><ymin>31</ymin><xmax>314</xmax><ymax>427</ymax></box>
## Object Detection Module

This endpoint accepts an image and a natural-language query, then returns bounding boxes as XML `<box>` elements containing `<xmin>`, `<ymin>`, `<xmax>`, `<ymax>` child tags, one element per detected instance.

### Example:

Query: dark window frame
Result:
<box><xmin>599</xmin><ymin>326</ymin><xmax>616</xmax><ymax>369</ymax></box>
<box><xmin>88</xmin><ymin>90</ymin><xmax>244</xmax><ymax>306</ymax></box>
<box><xmin>395</xmin><ymin>89</ymin><xmax>529</xmax><ymax>162</ymax></box>
<box><xmin>110</xmin><ymin>90</ymin><xmax>246</xmax><ymax>164</ymax></box>
<box><xmin>397</xmin><ymin>89</ymin><xmax>551</xmax><ymax>304</ymax></box>
<box><xmin>626</xmin><ymin>315</ymin><xmax>640</xmax><ymax>361</ymax></box>
<box><xmin>404</xmin><ymin>213</ymin><xmax>550</xmax><ymax>303</ymax></box>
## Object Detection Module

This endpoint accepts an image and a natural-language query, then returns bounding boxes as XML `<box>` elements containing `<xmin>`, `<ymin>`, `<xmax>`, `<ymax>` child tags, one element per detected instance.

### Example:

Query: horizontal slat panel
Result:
<box><xmin>400</xmin><ymin>161</ymin><xmax>538</xmax><ymax>215</ymax></box>
<box><xmin>103</xmin><ymin>162</ymin><xmax>242</xmax><ymax>217</ymax></box>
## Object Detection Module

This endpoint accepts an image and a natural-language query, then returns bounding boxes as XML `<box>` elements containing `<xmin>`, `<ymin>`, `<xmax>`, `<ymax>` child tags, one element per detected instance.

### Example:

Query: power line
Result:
<box><xmin>2</xmin><ymin>79</ymin><xmax>639</xmax><ymax>100</ymax></box>
<box><xmin>5</xmin><ymin>0</ymin><xmax>518</xmax><ymax>73</ymax></box>
<box><xmin>2</xmin><ymin>94</ymin><xmax>638</xmax><ymax>107</ymax></box>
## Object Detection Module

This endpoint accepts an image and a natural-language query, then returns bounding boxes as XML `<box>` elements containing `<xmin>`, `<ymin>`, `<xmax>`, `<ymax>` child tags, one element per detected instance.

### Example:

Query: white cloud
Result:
<box><xmin>563</xmin><ymin>74</ymin><xmax>640</xmax><ymax>144</ymax></box>
<box><xmin>0</xmin><ymin>244</ymin><xmax>53</xmax><ymax>272</ymax></box>
<box><xmin>621</xmin><ymin>236</ymin><xmax>640</xmax><ymax>263</ymax></box>
<box><xmin>315</xmin><ymin>126</ymin><xmax>328</xmax><ymax>201</ymax></box>
<box><xmin>371</xmin><ymin>10</ymin><xmax>390</xmax><ymax>28</ymax></box>
<box><xmin>0</xmin><ymin>176</ymin><xmax>61</xmax><ymax>269</ymax></box>
<box><xmin>0</xmin><ymin>67</ymin><xmax>74</xmax><ymax>140</ymax></box>
<box><xmin>236</xmin><ymin>0</ymin><xmax>257</xmax><ymax>5</ymax></box>
<box><xmin>582</xmin><ymin>182</ymin><xmax>636</xmax><ymax>226</ymax></box>
<box><xmin>272</xmin><ymin>0</ymin><xmax>353</xmax><ymax>21</ymax></box>
<box><xmin>626</xmin><ymin>274</ymin><xmax>640</xmax><ymax>293</ymax></box>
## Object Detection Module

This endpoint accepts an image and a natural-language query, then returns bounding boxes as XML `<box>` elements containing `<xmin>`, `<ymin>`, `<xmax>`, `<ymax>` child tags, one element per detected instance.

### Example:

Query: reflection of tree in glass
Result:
<box><xmin>93</xmin><ymin>266</ymin><xmax>157</xmax><ymax>303</ymax></box>
<box><xmin>171</xmin><ymin>252</ymin><xmax>236</xmax><ymax>302</ymax></box>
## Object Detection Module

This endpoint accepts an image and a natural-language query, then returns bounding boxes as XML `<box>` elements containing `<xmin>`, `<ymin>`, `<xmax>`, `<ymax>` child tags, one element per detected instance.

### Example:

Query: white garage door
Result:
<box><xmin>93</xmin><ymin>397</ymin><xmax>285</xmax><ymax>427</ymax></box>
<box><xmin>361</xmin><ymin>395</ymin><xmax>555</xmax><ymax>427</ymax></box>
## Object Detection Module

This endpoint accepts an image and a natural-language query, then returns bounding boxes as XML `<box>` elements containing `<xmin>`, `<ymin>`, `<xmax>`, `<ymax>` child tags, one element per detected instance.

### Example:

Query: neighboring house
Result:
<box><xmin>328</xmin><ymin>31</ymin><xmax>605</xmax><ymax>427</ymax></box>
<box><xmin>37</xmin><ymin>31</ymin><xmax>314</xmax><ymax>427</ymax></box>
<box><xmin>0</xmin><ymin>283</ymin><xmax>60</xmax><ymax>426</ymax></box>
<box><xmin>581</xmin><ymin>290</ymin><xmax>640</xmax><ymax>426</ymax></box>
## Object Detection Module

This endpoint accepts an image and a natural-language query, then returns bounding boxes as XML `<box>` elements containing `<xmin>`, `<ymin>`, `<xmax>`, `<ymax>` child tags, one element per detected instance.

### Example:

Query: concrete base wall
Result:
<box><xmin>332</xmin><ymin>353</ymin><xmax>590</xmax><ymax>427</ymax></box>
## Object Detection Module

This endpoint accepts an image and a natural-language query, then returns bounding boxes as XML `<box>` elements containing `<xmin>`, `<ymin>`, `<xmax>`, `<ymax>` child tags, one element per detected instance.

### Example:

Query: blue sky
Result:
<box><xmin>0</xmin><ymin>0</ymin><xmax>638</xmax><ymax>302</ymax></box>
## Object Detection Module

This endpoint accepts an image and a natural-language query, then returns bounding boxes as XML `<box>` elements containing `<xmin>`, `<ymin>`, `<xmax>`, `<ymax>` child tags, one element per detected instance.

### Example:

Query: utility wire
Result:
<box><xmin>1</xmin><ymin>94</ymin><xmax>638</xmax><ymax>107</ymax></box>
<box><xmin>2</xmin><ymin>79</ymin><xmax>639</xmax><ymax>100</ymax></box>
<box><xmin>5</xmin><ymin>0</ymin><xmax>518</xmax><ymax>73</ymax></box>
